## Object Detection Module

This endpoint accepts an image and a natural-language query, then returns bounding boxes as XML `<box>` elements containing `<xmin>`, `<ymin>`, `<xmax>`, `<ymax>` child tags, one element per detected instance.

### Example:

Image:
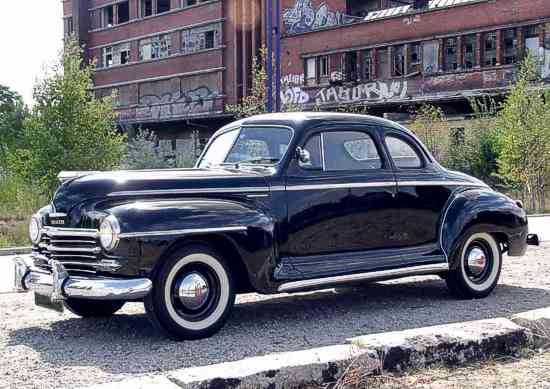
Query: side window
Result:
<box><xmin>385</xmin><ymin>136</ymin><xmax>422</xmax><ymax>169</ymax></box>
<box><xmin>299</xmin><ymin>134</ymin><xmax>322</xmax><ymax>169</ymax></box>
<box><xmin>324</xmin><ymin>131</ymin><xmax>382</xmax><ymax>171</ymax></box>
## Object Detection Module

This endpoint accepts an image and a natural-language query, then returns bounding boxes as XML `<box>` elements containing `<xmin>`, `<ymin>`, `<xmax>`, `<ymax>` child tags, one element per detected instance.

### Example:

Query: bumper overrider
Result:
<box><xmin>13</xmin><ymin>257</ymin><xmax>152</xmax><ymax>302</ymax></box>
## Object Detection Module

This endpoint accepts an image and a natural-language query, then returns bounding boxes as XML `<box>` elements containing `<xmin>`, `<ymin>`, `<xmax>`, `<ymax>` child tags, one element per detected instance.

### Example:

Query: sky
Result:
<box><xmin>0</xmin><ymin>2</ymin><xmax>63</xmax><ymax>106</ymax></box>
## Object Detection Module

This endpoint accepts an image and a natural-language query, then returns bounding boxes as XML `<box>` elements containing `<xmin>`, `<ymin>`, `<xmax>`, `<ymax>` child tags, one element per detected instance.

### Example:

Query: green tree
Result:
<box><xmin>496</xmin><ymin>55</ymin><xmax>550</xmax><ymax>211</ymax></box>
<box><xmin>0</xmin><ymin>85</ymin><xmax>27</xmax><ymax>167</ymax></box>
<box><xmin>8</xmin><ymin>36</ymin><xmax>126</xmax><ymax>194</ymax></box>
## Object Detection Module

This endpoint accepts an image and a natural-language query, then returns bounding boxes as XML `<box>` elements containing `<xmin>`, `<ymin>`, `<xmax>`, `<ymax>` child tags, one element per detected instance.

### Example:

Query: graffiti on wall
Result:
<box><xmin>283</xmin><ymin>0</ymin><xmax>343</xmax><ymax>34</ymax></box>
<box><xmin>282</xmin><ymin>80</ymin><xmax>409</xmax><ymax>107</ymax></box>
<box><xmin>136</xmin><ymin>86</ymin><xmax>220</xmax><ymax>120</ymax></box>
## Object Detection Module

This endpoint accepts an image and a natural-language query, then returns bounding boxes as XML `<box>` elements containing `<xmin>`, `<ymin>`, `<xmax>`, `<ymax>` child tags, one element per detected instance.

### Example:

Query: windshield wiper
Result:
<box><xmin>234</xmin><ymin>157</ymin><xmax>280</xmax><ymax>168</ymax></box>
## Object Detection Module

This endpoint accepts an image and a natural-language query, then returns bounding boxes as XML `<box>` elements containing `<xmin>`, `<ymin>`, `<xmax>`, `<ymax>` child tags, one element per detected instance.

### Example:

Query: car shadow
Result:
<box><xmin>7</xmin><ymin>277</ymin><xmax>550</xmax><ymax>376</ymax></box>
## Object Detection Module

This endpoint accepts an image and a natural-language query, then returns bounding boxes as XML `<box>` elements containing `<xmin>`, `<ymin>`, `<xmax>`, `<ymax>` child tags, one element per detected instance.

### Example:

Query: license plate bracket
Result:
<box><xmin>34</xmin><ymin>293</ymin><xmax>64</xmax><ymax>313</ymax></box>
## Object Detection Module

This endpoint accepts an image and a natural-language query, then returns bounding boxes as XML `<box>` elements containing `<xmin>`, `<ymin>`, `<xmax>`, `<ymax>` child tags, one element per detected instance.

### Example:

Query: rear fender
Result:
<box><xmin>440</xmin><ymin>188</ymin><xmax>528</xmax><ymax>269</ymax></box>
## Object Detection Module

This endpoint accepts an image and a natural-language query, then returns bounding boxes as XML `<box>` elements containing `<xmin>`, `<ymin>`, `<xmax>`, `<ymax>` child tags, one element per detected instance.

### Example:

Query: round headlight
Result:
<box><xmin>29</xmin><ymin>216</ymin><xmax>42</xmax><ymax>244</ymax></box>
<box><xmin>99</xmin><ymin>215</ymin><xmax>120</xmax><ymax>251</ymax></box>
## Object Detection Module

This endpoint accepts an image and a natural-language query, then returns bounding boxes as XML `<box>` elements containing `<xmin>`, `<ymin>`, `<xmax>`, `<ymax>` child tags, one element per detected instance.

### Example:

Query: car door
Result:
<box><xmin>279</xmin><ymin>126</ymin><xmax>401</xmax><ymax>280</ymax></box>
<box><xmin>382</xmin><ymin>129</ymin><xmax>454</xmax><ymax>261</ymax></box>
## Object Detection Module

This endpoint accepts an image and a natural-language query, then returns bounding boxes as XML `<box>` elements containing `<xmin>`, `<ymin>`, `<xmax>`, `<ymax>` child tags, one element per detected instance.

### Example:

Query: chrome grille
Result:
<box><xmin>33</xmin><ymin>227</ymin><xmax>102</xmax><ymax>273</ymax></box>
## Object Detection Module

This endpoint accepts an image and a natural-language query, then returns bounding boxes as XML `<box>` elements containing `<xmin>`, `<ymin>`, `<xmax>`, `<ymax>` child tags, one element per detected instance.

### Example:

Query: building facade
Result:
<box><xmin>62</xmin><ymin>0</ymin><xmax>550</xmax><ymax>143</ymax></box>
<box><xmin>280</xmin><ymin>0</ymin><xmax>550</xmax><ymax>117</ymax></box>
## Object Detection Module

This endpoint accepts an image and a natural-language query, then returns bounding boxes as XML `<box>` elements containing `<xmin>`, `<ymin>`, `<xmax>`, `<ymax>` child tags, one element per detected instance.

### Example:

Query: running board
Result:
<box><xmin>277</xmin><ymin>263</ymin><xmax>449</xmax><ymax>293</ymax></box>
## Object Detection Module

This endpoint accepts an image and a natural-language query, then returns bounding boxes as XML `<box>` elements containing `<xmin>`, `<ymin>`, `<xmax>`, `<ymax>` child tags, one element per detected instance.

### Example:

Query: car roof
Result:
<box><xmin>215</xmin><ymin>112</ymin><xmax>414</xmax><ymax>138</ymax></box>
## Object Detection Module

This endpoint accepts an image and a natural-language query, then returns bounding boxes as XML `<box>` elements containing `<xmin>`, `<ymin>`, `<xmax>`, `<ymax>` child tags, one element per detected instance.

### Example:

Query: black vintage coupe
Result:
<box><xmin>14</xmin><ymin>113</ymin><xmax>538</xmax><ymax>340</ymax></box>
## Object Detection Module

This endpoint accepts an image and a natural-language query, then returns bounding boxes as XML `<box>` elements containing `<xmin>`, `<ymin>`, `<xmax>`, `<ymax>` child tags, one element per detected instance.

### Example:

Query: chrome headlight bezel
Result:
<box><xmin>99</xmin><ymin>215</ymin><xmax>121</xmax><ymax>252</ymax></box>
<box><xmin>29</xmin><ymin>215</ymin><xmax>42</xmax><ymax>244</ymax></box>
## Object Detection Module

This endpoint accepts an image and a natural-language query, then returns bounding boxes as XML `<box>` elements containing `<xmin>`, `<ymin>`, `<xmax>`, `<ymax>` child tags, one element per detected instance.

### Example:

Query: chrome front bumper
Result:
<box><xmin>13</xmin><ymin>257</ymin><xmax>152</xmax><ymax>302</ymax></box>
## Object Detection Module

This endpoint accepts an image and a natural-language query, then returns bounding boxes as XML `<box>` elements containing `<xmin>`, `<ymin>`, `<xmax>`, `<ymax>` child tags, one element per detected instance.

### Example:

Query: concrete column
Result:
<box><xmin>496</xmin><ymin>29</ymin><xmax>502</xmax><ymax>66</ymax></box>
<box><xmin>517</xmin><ymin>27</ymin><xmax>525</xmax><ymax>60</ymax></box>
<box><xmin>372</xmin><ymin>47</ymin><xmax>378</xmax><ymax>80</ymax></box>
<box><xmin>475</xmin><ymin>33</ymin><xmax>482</xmax><ymax>68</ymax></box>
<box><xmin>438</xmin><ymin>38</ymin><xmax>444</xmax><ymax>72</ymax></box>
<box><xmin>456</xmin><ymin>35</ymin><xmax>463</xmax><ymax>70</ymax></box>
<box><xmin>404</xmin><ymin>43</ymin><xmax>410</xmax><ymax>75</ymax></box>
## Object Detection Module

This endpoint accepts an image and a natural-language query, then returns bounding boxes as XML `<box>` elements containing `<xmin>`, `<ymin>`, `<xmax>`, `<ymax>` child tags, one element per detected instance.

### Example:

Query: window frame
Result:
<box><xmin>383</xmin><ymin>132</ymin><xmax>427</xmax><ymax>170</ymax></box>
<box><xmin>297</xmin><ymin>128</ymin><xmax>387</xmax><ymax>173</ymax></box>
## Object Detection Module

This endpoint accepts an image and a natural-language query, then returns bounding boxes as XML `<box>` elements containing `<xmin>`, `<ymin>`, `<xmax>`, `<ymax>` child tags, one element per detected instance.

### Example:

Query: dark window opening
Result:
<box><xmin>392</xmin><ymin>45</ymin><xmax>405</xmax><ymax>76</ymax></box>
<box><xmin>64</xmin><ymin>17</ymin><xmax>74</xmax><ymax>36</ymax></box>
<box><xmin>525</xmin><ymin>25</ymin><xmax>539</xmax><ymax>39</ymax></box>
<box><xmin>463</xmin><ymin>35</ymin><xmax>477</xmax><ymax>69</ymax></box>
<box><xmin>141</xmin><ymin>0</ymin><xmax>153</xmax><ymax>17</ymax></box>
<box><xmin>103</xmin><ymin>5</ymin><xmax>114</xmax><ymax>27</ymax></box>
<box><xmin>344</xmin><ymin>52</ymin><xmax>358</xmax><ymax>82</ymax></box>
<box><xmin>444</xmin><ymin>38</ymin><xmax>458</xmax><ymax>71</ymax></box>
<box><xmin>483</xmin><ymin>32</ymin><xmax>497</xmax><ymax>67</ymax></box>
<box><xmin>157</xmin><ymin>0</ymin><xmax>171</xmax><ymax>13</ymax></box>
<box><xmin>347</xmin><ymin>0</ymin><xmax>380</xmax><ymax>17</ymax></box>
<box><xmin>319</xmin><ymin>56</ymin><xmax>330</xmax><ymax>80</ymax></box>
<box><xmin>204</xmin><ymin>30</ymin><xmax>215</xmax><ymax>49</ymax></box>
<box><xmin>503</xmin><ymin>29</ymin><xmax>518</xmax><ymax>64</ymax></box>
<box><xmin>183</xmin><ymin>0</ymin><xmax>198</xmax><ymax>6</ymax></box>
<box><xmin>377</xmin><ymin>48</ymin><xmax>390</xmax><ymax>79</ymax></box>
<box><xmin>363</xmin><ymin>50</ymin><xmax>373</xmax><ymax>81</ymax></box>
<box><xmin>118</xmin><ymin>1</ymin><xmax>130</xmax><ymax>24</ymax></box>
<box><xmin>409</xmin><ymin>43</ymin><xmax>421</xmax><ymax>73</ymax></box>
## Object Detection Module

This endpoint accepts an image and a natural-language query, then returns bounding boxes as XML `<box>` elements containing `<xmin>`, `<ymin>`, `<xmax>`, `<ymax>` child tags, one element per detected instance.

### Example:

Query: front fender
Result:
<box><xmin>441</xmin><ymin>188</ymin><xmax>528</xmax><ymax>268</ymax></box>
<box><xmin>106</xmin><ymin>199</ymin><xmax>276</xmax><ymax>292</ymax></box>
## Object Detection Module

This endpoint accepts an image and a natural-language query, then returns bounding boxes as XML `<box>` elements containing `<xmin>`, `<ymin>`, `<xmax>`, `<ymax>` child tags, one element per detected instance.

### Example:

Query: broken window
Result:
<box><xmin>363</xmin><ymin>50</ymin><xmax>374</xmax><ymax>80</ymax></box>
<box><xmin>141</xmin><ymin>0</ymin><xmax>153</xmax><ymax>17</ymax></box>
<box><xmin>483</xmin><ymin>32</ymin><xmax>497</xmax><ymax>67</ymax></box>
<box><xmin>377</xmin><ymin>48</ymin><xmax>390</xmax><ymax>79</ymax></box>
<box><xmin>305</xmin><ymin>58</ymin><xmax>317</xmax><ymax>86</ymax></box>
<box><xmin>157</xmin><ymin>0</ymin><xmax>171</xmax><ymax>13</ymax></box>
<box><xmin>422</xmin><ymin>40</ymin><xmax>439</xmax><ymax>73</ymax></box>
<box><xmin>102</xmin><ymin>5</ymin><xmax>114</xmax><ymax>28</ymax></box>
<box><xmin>140</xmin><ymin>34</ymin><xmax>172</xmax><ymax>60</ymax></box>
<box><xmin>319</xmin><ymin>56</ymin><xmax>330</xmax><ymax>81</ymax></box>
<box><xmin>392</xmin><ymin>45</ymin><xmax>405</xmax><ymax>77</ymax></box>
<box><xmin>444</xmin><ymin>38</ymin><xmax>458</xmax><ymax>71</ymax></box>
<box><xmin>463</xmin><ymin>35</ymin><xmax>477</xmax><ymax>69</ymax></box>
<box><xmin>103</xmin><ymin>43</ymin><xmax>131</xmax><ymax>67</ymax></box>
<box><xmin>204</xmin><ymin>31</ymin><xmax>215</xmax><ymax>49</ymax></box>
<box><xmin>347</xmin><ymin>0</ymin><xmax>380</xmax><ymax>17</ymax></box>
<box><xmin>409</xmin><ymin>43</ymin><xmax>421</xmax><ymax>74</ymax></box>
<box><xmin>64</xmin><ymin>17</ymin><xmax>74</xmax><ymax>36</ymax></box>
<box><xmin>183</xmin><ymin>0</ymin><xmax>198</xmax><ymax>6</ymax></box>
<box><xmin>118</xmin><ymin>1</ymin><xmax>130</xmax><ymax>24</ymax></box>
<box><xmin>182</xmin><ymin>23</ymin><xmax>222</xmax><ymax>54</ymax></box>
<box><xmin>503</xmin><ymin>29</ymin><xmax>518</xmax><ymax>64</ymax></box>
<box><xmin>525</xmin><ymin>25</ymin><xmax>540</xmax><ymax>61</ymax></box>
<box><xmin>344</xmin><ymin>52</ymin><xmax>358</xmax><ymax>82</ymax></box>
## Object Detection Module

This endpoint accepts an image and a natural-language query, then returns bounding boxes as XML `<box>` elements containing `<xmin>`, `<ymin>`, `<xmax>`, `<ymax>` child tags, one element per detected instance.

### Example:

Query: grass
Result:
<box><xmin>0</xmin><ymin>173</ymin><xmax>47</xmax><ymax>248</ymax></box>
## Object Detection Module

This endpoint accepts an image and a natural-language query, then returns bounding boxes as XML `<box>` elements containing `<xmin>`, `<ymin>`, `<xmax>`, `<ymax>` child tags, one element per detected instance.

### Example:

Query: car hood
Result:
<box><xmin>52</xmin><ymin>168</ymin><xmax>269</xmax><ymax>213</ymax></box>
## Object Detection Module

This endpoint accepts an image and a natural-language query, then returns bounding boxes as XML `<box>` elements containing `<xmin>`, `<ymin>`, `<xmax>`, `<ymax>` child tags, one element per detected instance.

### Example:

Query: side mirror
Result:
<box><xmin>296</xmin><ymin>147</ymin><xmax>311</xmax><ymax>165</ymax></box>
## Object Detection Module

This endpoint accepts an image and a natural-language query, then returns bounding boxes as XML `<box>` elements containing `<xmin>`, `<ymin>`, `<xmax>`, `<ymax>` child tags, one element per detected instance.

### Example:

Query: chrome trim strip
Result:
<box><xmin>285</xmin><ymin>182</ymin><xmax>396</xmax><ymax>191</ymax></box>
<box><xmin>48</xmin><ymin>212</ymin><xmax>68</xmax><ymax>218</ymax></box>
<box><xmin>108</xmin><ymin>187</ymin><xmax>269</xmax><ymax>197</ymax></box>
<box><xmin>398</xmin><ymin>181</ymin><xmax>488</xmax><ymax>188</ymax></box>
<box><xmin>46</xmin><ymin>245</ymin><xmax>101</xmax><ymax>254</ymax></box>
<box><xmin>277</xmin><ymin>263</ymin><xmax>450</xmax><ymax>293</ymax></box>
<box><xmin>119</xmin><ymin>226</ymin><xmax>247</xmax><ymax>239</ymax></box>
<box><xmin>42</xmin><ymin>226</ymin><xmax>99</xmax><ymax>238</ymax></box>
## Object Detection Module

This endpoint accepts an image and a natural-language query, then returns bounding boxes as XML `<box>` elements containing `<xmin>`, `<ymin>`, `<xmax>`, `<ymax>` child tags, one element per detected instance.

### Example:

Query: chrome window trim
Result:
<box><xmin>277</xmin><ymin>263</ymin><xmax>450</xmax><ymax>293</ymax></box>
<box><xmin>119</xmin><ymin>226</ymin><xmax>247</xmax><ymax>239</ymax></box>
<box><xmin>108</xmin><ymin>187</ymin><xmax>270</xmax><ymax>197</ymax></box>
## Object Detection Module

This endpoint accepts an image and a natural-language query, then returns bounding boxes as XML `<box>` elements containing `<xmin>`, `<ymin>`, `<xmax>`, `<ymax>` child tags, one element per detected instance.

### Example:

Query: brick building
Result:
<box><xmin>62</xmin><ymin>0</ymin><xmax>550</xmax><ymax>144</ymax></box>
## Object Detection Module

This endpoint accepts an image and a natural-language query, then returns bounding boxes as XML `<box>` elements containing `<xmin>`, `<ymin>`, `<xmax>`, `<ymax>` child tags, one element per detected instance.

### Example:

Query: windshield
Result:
<box><xmin>198</xmin><ymin>126</ymin><xmax>293</xmax><ymax>168</ymax></box>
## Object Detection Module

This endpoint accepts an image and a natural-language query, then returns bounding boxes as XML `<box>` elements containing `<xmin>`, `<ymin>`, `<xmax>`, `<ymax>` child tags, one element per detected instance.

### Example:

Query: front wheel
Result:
<box><xmin>445</xmin><ymin>232</ymin><xmax>502</xmax><ymax>299</ymax></box>
<box><xmin>64</xmin><ymin>299</ymin><xmax>125</xmax><ymax>317</ymax></box>
<box><xmin>144</xmin><ymin>244</ymin><xmax>236</xmax><ymax>340</ymax></box>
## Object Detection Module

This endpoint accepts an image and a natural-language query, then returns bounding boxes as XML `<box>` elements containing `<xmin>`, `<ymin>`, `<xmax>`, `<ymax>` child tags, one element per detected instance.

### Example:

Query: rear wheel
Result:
<box><xmin>144</xmin><ymin>244</ymin><xmax>235</xmax><ymax>340</ymax></box>
<box><xmin>446</xmin><ymin>232</ymin><xmax>502</xmax><ymax>299</ymax></box>
<box><xmin>64</xmin><ymin>299</ymin><xmax>125</xmax><ymax>317</ymax></box>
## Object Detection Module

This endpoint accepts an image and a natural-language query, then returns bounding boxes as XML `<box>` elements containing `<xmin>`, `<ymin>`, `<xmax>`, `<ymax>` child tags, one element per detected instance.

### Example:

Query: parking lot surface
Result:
<box><xmin>0</xmin><ymin>243</ymin><xmax>548</xmax><ymax>389</ymax></box>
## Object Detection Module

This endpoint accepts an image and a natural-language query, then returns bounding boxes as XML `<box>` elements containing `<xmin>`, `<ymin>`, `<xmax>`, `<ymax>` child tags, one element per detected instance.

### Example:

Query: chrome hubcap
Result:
<box><xmin>467</xmin><ymin>247</ymin><xmax>487</xmax><ymax>277</ymax></box>
<box><xmin>176</xmin><ymin>272</ymin><xmax>210</xmax><ymax>310</ymax></box>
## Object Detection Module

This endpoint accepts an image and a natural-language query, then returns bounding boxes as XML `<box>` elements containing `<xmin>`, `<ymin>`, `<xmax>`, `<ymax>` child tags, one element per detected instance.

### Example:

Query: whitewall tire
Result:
<box><xmin>445</xmin><ymin>232</ymin><xmax>502</xmax><ymax>299</ymax></box>
<box><xmin>145</xmin><ymin>244</ymin><xmax>235</xmax><ymax>340</ymax></box>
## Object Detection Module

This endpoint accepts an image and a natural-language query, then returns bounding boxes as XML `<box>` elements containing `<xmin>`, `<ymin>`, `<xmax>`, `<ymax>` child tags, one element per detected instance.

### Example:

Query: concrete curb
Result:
<box><xmin>0</xmin><ymin>247</ymin><xmax>31</xmax><ymax>257</ymax></box>
<box><xmin>84</xmin><ymin>317</ymin><xmax>535</xmax><ymax>389</ymax></box>
<box><xmin>511</xmin><ymin>307</ymin><xmax>550</xmax><ymax>349</ymax></box>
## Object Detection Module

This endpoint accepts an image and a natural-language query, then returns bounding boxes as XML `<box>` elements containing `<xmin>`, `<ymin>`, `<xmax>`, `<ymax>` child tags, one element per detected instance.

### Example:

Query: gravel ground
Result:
<box><xmin>0</xmin><ymin>244</ymin><xmax>549</xmax><ymax>389</ymax></box>
<box><xmin>364</xmin><ymin>351</ymin><xmax>550</xmax><ymax>389</ymax></box>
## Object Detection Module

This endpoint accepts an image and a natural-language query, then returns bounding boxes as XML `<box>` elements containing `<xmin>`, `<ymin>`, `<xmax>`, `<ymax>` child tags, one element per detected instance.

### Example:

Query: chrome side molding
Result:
<box><xmin>277</xmin><ymin>263</ymin><xmax>450</xmax><ymax>293</ymax></box>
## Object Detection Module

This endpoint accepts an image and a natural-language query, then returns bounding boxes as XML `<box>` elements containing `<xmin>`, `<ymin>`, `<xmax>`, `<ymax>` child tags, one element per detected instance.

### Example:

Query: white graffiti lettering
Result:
<box><xmin>283</xmin><ymin>0</ymin><xmax>343</xmax><ymax>34</ymax></box>
<box><xmin>281</xmin><ymin>73</ymin><xmax>305</xmax><ymax>86</ymax></box>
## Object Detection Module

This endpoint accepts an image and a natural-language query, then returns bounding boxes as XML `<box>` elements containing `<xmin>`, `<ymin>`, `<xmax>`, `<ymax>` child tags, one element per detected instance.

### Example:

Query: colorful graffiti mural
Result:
<box><xmin>283</xmin><ymin>0</ymin><xmax>343</xmax><ymax>34</ymax></box>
